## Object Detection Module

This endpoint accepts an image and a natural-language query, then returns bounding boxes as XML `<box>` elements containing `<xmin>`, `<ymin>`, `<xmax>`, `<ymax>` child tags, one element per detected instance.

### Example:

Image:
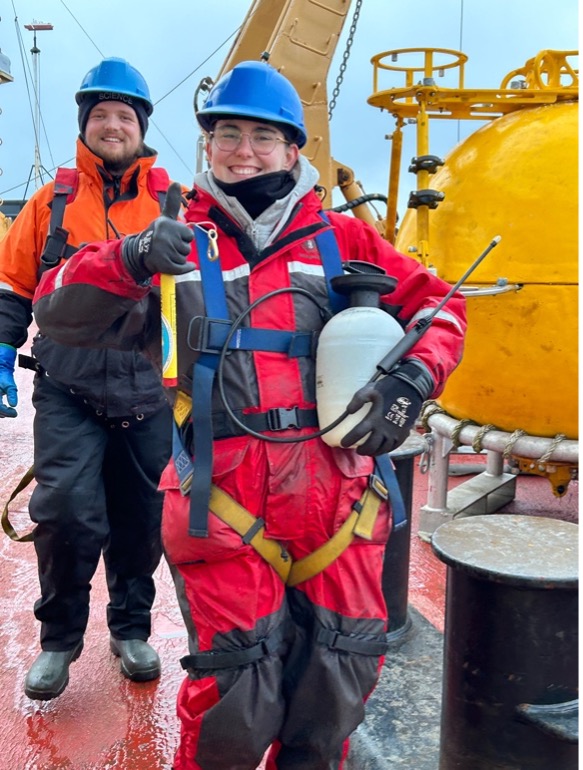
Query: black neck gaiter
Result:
<box><xmin>214</xmin><ymin>170</ymin><xmax>295</xmax><ymax>219</ymax></box>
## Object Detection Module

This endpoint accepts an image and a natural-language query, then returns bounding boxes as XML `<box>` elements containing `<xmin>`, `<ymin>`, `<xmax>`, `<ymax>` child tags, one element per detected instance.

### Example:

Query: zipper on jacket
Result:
<box><xmin>99</xmin><ymin>166</ymin><xmax>140</xmax><ymax>239</ymax></box>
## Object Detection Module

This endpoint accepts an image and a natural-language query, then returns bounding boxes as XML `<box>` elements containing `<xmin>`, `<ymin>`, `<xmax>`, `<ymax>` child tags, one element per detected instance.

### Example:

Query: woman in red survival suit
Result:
<box><xmin>33</xmin><ymin>59</ymin><xmax>466</xmax><ymax>770</ymax></box>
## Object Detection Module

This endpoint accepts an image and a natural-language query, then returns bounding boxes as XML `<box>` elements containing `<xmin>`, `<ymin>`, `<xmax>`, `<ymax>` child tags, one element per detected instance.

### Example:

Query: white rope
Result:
<box><xmin>538</xmin><ymin>434</ymin><xmax>567</xmax><ymax>464</ymax></box>
<box><xmin>471</xmin><ymin>423</ymin><xmax>497</xmax><ymax>453</ymax></box>
<box><xmin>502</xmin><ymin>429</ymin><xmax>527</xmax><ymax>458</ymax></box>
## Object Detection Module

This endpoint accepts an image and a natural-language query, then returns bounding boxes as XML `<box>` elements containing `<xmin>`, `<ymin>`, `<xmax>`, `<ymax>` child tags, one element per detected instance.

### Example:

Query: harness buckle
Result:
<box><xmin>266</xmin><ymin>407</ymin><xmax>300</xmax><ymax>431</ymax></box>
<box><xmin>323</xmin><ymin>629</ymin><xmax>341</xmax><ymax>649</ymax></box>
<box><xmin>40</xmin><ymin>226</ymin><xmax>70</xmax><ymax>269</ymax></box>
<box><xmin>187</xmin><ymin>316</ymin><xmax>232</xmax><ymax>355</ymax></box>
<box><xmin>368</xmin><ymin>473</ymin><xmax>388</xmax><ymax>501</ymax></box>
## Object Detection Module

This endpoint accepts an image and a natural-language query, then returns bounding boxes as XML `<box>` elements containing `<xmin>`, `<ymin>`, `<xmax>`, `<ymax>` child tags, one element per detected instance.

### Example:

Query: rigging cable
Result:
<box><xmin>58</xmin><ymin>1</ymin><xmax>105</xmax><ymax>57</ymax></box>
<box><xmin>150</xmin><ymin>27</ymin><xmax>242</xmax><ymax>175</ymax></box>
<box><xmin>10</xmin><ymin>3</ymin><xmax>39</xmax><ymax>169</ymax></box>
<box><xmin>59</xmin><ymin>0</ymin><xmax>195</xmax><ymax>175</ymax></box>
<box><xmin>13</xmin><ymin>3</ymin><xmax>56</xmax><ymax>173</ymax></box>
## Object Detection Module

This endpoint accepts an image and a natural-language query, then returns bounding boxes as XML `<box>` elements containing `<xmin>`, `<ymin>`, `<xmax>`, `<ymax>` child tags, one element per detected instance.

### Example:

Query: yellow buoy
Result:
<box><xmin>396</xmin><ymin>101</ymin><xmax>578</xmax><ymax>439</ymax></box>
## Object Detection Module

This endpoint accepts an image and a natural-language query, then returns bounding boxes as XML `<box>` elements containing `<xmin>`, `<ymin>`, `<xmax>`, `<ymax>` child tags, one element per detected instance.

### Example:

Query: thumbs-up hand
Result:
<box><xmin>122</xmin><ymin>182</ymin><xmax>194</xmax><ymax>283</ymax></box>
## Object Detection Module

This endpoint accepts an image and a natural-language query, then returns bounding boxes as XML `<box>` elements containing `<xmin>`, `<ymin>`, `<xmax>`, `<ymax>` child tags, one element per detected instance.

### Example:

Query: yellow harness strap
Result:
<box><xmin>209</xmin><ymin>481</ymin><xmax>386</xmax><ymax>588</ymax></box>
<box><xmin>172</xmin><ymin>391</ymin><xmax>387</xmax><ymax>586</ymax></box>
<box><xmin>287</xmin><ymin>484</ymin><xmax>384</xmax><ymax>587</ymax></box>
<box><xmin>209</xmin><ymin>485</ymin><xmax>293</xmax><ymax>583</ymax></box>
<box><xmin>2</xmin><ymin>464</ymin><xmax>35</xmax><ymax>542</ymax></box>
<box><xmin>173</xmin><ymin>390</ymin><xmax>192</xmax><ymax>428</ymax></box>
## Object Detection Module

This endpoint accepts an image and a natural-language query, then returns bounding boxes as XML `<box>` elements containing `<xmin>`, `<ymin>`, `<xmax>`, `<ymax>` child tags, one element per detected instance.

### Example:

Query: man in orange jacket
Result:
<box><xmin>0</xmin><ymin>57</ymin><xmax>178</xmax><ymax>700</ymax></box>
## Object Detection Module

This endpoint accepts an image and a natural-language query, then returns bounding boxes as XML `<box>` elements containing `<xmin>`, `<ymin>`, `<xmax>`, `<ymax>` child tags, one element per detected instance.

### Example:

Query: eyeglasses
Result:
<box><xmin>209</xmin><ymin>126</ymin><xmax>289</xmax><ymax>155</ymax></box>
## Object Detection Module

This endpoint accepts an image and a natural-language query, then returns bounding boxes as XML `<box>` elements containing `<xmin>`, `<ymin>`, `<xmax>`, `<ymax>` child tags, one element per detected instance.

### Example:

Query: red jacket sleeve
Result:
<box><xmin>33</xmin><ymin>239</ymin><xmax>153</xmax><ymax>349</ymax></box>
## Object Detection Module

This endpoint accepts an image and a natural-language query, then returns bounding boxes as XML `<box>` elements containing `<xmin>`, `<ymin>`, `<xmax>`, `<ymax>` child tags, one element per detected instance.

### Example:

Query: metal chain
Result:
<box><xmin>328</xmin><ymin>0</ymin><xmax>364</xmax><ymax>120</ymax></box>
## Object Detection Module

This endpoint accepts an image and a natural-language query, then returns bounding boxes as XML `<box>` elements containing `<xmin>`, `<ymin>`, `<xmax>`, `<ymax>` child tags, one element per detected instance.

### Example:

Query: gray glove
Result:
<box><xmin>122</xmin><ymin>182</ymin><xmax>194</xmax><ymax>282</ymax></box>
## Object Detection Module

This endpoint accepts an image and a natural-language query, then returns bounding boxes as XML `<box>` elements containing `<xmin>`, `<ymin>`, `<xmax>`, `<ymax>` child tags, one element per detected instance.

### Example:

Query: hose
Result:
<box><xmin>216</xmin><ymin>286</ymin><xmax>350</xmax><ymax>443</ymax></box>
<box><xmin>329</xmin><ymin>193</ymin><xmax>388</xmax><ymax>214</ymax></box>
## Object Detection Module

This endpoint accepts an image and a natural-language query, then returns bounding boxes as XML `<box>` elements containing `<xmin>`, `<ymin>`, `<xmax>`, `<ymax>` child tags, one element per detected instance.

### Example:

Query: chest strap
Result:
<box><xmin>187</xmin><ymin>316</ymin><xmax>316</xmax><ymax>357</ymax></box>
<box><xmin>39</xmin><ymin>169</ymin><xmax>79</xmax><ymax>274</ymax></box>
<box><xmin>212</xmin><ymin>406</ymin><xmax>319</xmax><ymax>439</ymax></box>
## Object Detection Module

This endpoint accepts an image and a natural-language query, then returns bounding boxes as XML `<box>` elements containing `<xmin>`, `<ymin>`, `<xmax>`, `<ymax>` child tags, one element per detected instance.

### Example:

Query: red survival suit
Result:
<box><xmin>34</xmin><ymin>168</ymin><xmax>466</xmax><ymax>770</ymax></box>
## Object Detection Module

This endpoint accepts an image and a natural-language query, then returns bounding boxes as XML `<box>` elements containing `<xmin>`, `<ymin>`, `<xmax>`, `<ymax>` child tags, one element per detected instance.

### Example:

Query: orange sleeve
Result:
<box><xmin>0</xmin><ymin>185</ymin><xmax>53</xmax><ymax>300</ymax></box>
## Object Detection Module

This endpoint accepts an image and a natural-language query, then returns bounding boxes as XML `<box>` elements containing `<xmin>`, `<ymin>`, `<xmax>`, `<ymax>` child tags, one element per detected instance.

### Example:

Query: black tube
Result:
<box><xmin>374</xmin><ymin>235</ymin><xmax>501</xmax><ymax>376</ymax></box>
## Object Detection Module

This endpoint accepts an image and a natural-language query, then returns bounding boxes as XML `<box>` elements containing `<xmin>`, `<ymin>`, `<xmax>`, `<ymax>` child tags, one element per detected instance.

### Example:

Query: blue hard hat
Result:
<box><xmin>75</xmin><ymin>57</ymin><xmax>153</xmax><ymax>115</ymax></box>
<box><xmin>196</xmin><ymin>60</ymin><xmax>307</xmax><ymax>148</ymax></box>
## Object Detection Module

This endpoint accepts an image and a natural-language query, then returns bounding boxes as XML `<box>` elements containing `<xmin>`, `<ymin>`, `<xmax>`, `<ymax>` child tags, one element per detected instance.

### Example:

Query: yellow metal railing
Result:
<box><xmin>367</xmin><ymin>47</ymin><xmax>579</xmax><ymax>254</ymax></box>
<box><xmin>369</xmin><ymin>47</ymin><xmax>578</xmax><ymax>121</ymax></box>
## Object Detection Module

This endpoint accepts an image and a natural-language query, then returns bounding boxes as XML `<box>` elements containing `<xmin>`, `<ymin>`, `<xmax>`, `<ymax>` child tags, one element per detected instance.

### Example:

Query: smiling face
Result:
<box><xmin>206</xmin><ymin>118</ymin><xmax>299</xmax><ymax>183</ymax></box>
<box><xmin>84</xmin><ymin>100</ymin><xmax>143</xmax><ymax>173</ymax></box>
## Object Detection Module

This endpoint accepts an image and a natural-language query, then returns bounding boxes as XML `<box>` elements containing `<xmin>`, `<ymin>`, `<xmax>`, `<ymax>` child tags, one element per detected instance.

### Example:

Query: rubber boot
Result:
<box><xmin>110</xmin><ymin>637</ymin><xmax>160</xmax><ymax>681</ymax></box>
<box><xmin>24</xmin><ymin>641</ymin><xmax>84</xmax><ymax>700</ymax></box>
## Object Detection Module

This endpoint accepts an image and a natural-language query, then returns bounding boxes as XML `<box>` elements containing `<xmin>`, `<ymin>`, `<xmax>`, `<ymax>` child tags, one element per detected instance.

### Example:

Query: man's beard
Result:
<box><xmin>99</xmin><ymin>139</ymin><xmax>144</xmax><ymax>175</ymax></box>
<box><xmin>102</xmin><ymin>151</ymin><xmax>141</xmax><ymax>175</ymax></box>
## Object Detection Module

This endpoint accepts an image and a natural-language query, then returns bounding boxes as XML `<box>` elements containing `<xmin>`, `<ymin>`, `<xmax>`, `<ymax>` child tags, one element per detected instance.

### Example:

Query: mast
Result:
<box><xmin>24</xmin><ymin>22</ymin><xmax>53</xmax><ymax>190</ymax></box>
<box><xmin>0</xmin><ymin>43</ymin><xmax>13</xmax><ymax>237</ymax></box>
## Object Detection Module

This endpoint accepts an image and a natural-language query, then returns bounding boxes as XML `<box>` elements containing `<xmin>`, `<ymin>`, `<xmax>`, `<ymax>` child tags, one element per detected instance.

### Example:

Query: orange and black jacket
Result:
<box><xmin>0</xmin><ymin>138</ymin><xmax>177</xmax><ymax>417</ymax></box>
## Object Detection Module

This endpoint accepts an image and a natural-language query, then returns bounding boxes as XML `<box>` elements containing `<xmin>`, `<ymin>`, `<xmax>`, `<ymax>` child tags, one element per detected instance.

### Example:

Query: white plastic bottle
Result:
<box><xmin>316</xmin><ymin>304</ymin><xmax>404</xmax><ymax>447</ymax></box>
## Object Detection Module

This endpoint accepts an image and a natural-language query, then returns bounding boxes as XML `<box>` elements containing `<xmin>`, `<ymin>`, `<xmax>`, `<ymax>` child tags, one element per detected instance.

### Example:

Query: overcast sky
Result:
<box><xmin>0</xmin><ymin>0</ymin><xmax>578</xmax><ymax>212</ymax></box>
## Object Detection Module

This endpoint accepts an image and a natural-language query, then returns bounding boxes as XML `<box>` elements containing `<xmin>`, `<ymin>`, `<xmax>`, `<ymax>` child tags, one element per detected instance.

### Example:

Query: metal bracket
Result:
<box><xmin>513</xmin><ymin>456</ymin><xmax>577</xmax><ymax>497</ymax></box>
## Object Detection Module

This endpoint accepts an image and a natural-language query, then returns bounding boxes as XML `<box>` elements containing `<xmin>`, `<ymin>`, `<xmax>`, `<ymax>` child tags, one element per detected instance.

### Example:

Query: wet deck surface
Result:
<box><xmin>0</xmin><ymin>334</ymin><xmax>578</xmax><ymax>769</ymax></box>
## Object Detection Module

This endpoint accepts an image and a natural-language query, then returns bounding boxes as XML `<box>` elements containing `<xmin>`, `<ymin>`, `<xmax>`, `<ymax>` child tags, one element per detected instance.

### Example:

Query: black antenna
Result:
<box><xmin>373</xmin><ymin>235</ymin><xmax>502</xmax><ymax>379</ymax></box>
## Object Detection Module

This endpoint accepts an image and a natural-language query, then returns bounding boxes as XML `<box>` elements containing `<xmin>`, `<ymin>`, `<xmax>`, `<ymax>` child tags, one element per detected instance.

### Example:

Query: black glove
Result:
<box><xmin>122</xmin><ymin>181</ymin><xmax>194</xmax><ymax>282</ymax></box>
<box><xmin>340</xmin><ymin>360</ymin><xmax>433</xmax><ymax>456</ymax></box>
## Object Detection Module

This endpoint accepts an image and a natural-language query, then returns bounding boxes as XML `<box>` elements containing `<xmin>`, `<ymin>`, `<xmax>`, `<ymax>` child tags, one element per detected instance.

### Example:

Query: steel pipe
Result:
<box><xmin>426</xmin><ymin>411</ymin><xmax>578</xmax><ymax>464</ymax></box>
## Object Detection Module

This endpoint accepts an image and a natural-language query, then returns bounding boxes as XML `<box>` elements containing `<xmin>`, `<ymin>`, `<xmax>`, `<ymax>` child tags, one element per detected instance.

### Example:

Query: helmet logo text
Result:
<box><xmin>98</xmin><ymin>91</ymin><xmax>134</xmax><ymax>106</ymax></box>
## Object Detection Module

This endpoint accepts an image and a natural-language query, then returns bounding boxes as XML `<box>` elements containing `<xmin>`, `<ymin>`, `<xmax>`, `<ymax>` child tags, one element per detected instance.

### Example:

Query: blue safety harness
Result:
<box><xmin>172</xmin><ymin>214</ymin><xmax>406</xmax><ymax>538</ymax></box>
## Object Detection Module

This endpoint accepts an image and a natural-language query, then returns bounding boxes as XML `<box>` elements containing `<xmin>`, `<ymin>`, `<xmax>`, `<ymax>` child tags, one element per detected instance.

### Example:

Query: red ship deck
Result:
<box><xmin>0</xmin><ymin>334</ymin><xmax>578</xmax><ymax>769</ymax></box>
